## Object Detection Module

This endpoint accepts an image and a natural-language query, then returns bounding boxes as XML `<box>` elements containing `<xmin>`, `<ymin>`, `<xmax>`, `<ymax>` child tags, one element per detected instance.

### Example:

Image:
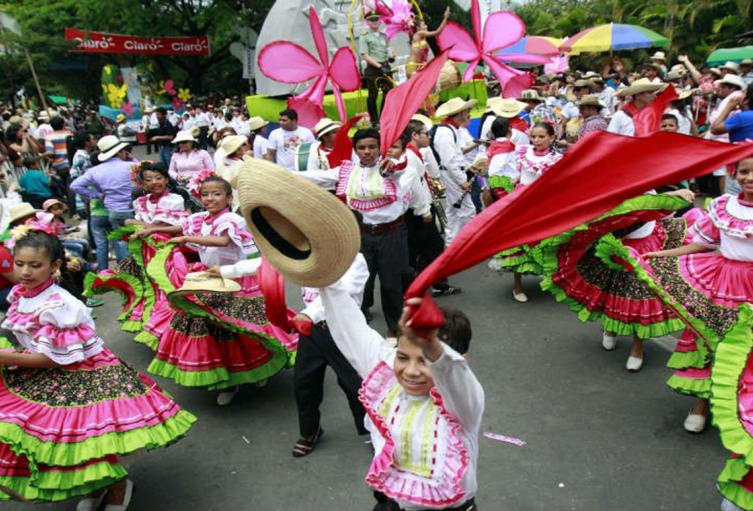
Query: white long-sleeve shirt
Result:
<box><xmin>433</xmin><ymin>124</ymin><xmax>467</xmax><ymax>188</ymax></box>
<box><xmin>406</xmin><ymin>149</ymin><xmax>432</xmax><ymax>217</ymax></box>
<box><xmin>320</xmin><ymin>278</ymin><xmax>484</xmax><ymax>510</ymax></box>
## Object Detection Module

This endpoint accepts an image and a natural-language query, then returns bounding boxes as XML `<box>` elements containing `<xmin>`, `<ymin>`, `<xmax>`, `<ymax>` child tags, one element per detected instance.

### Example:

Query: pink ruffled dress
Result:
<box><xmin>319</xmin><ymin>279</ymin><xmax>484</xmax><ymax>510</ymax></box>
<box><xmin>0</xmin><ymin>281</ymin><xmax>195</xmax><ymax>502</ymax></box>
<box><xmin>146</xmin><ymin>210</ymin><xmax>297</xmax><ymax>390</ymax></box>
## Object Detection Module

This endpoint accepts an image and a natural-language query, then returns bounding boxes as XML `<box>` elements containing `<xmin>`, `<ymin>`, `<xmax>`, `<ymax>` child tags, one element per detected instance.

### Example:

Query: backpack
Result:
<box><xmin>428</xmin><ymin>124</ymin><xmax>456</xmax><ymax>169</ymax></box>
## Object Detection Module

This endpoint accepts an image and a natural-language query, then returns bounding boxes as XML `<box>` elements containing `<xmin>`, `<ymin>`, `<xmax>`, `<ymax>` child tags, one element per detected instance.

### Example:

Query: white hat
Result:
<box><xmin>96</xmin><ymin>135</ymin><xmax>130</xmax><ymax>162</ymax></box>
<box><xmin>172</xmin><ymin>130</ymin><xmax>197</xmax><ymax>144</ymax></box>
<box><xmin>615</xmin><ymin>78</ymin><xmax>664</xmax><ymax>97</ymax></box>
<box><xmin>490</xmin><ymin>98</ymin><xmax>527</xmax><ymax>118</ymax></box>
<box><xmin>716</xmin><ymin>74</ymin><xmax>747</xmax><ymax>91</ymax></box>
<box><xmin>313</xmin><ymin>118</ymin><xmax>341</xmax><ymax>139</ymax></box>
<box><xmin>410</xmin><ymin>114</ymin><xmax>433</xmax><ymax>131</ymax></box>
<box><xmin>435</xmin><ymin>97</ymin><xmax>477</xmax><ymax>118</ymax></box>
<box><xmin>651</xmin><ymin>51</ymin><xmax>666</xmax><ymax>61</ymax></box>
<box><xmin>722</xmin><ymin>61</ymin><xmax>740</xmax><ymax>73</ymax></box>
<box><xmin>220</xmin><ymin>135</ymin><xmax>248</xmax><ymax>156</ymax></box>
<box><xmin>248</xmin><ymin>116</ymin><xmax>268</xmax><ymax>132</ymax></box>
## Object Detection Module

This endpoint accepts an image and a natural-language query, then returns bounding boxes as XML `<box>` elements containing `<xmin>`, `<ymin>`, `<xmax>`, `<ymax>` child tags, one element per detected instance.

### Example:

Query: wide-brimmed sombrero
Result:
<box><xmin>169</xmin><ymin>272</ymin><xmax>241</xmax><ymax>296</ymax></box>
<box><xmin>237</xmin><ymin>159</ymin><xmax>360</xmax><ymax>287</ymax></box>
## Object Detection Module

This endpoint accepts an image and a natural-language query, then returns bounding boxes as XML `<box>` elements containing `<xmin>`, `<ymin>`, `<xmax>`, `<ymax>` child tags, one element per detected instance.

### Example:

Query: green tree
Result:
<box><xmin>0</xmin><ymin>0</ymin><xmax>275</xmax><ymax>101</ymax></box>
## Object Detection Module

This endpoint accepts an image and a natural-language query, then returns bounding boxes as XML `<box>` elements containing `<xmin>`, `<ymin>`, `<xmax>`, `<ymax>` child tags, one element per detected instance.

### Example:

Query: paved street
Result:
<box><xmin>6</xmin><ymin>262</ymin><xmax>726</xmax><ymax>511</ymax></box>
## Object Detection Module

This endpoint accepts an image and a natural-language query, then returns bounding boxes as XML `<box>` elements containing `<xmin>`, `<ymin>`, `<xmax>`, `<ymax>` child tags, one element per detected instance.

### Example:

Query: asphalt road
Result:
<box><xmin>5</xmin><ymin>144</ymin><xmax>727</xmax><ymax>510</ymax></box>
<box><xmin>5</xmin><ymin>264</ymin><xmax>726</xmax><ymax>511</ymax></box>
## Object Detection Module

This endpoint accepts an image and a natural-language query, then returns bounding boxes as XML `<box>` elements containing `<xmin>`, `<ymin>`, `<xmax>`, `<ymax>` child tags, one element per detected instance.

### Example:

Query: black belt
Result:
<box><xmin>360</xmin><ymin>216</ymin><xmax>405</xmax><ymax>236</ymax></box>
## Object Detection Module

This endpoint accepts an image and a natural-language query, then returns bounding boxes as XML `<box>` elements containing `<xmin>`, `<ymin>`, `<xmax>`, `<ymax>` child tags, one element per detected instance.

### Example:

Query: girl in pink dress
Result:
<box><xmin>0</xmin><ymin>228</ymin><xmax>195</xmax><ymax>507</ymax></box>
<box><xmin>142</xmin><ymin>174</ymin><xmax>297</xmax><ymax>406</ymax></box>
<box><xmin>491</xmin><ymin>123</ymin><xmax>563</xmax><ymax>303</ymax></box>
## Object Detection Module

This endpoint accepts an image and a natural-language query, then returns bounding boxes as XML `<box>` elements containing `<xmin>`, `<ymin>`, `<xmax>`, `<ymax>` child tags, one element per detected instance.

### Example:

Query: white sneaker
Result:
<box><xmin>601</xmin><ymin>333</ymin><xmax>617</xmax><ymax>351</ymax></box>
<box><xmin>512</xmin><ymin>290</ymin><xmax>528</xmax><ymax>303</ymax></box>
<box><xmin>103</xmin><ymin>479</ymin><xmax>134</xmax><ymax>511</ymax></box>
<box><xmin>77</xmin><ymin>489</ymin><xmax>108</xmax><ymax>511</ymax></box>
<box><xmin>683</xmin><ymin>412</ymin><xmax>707</xmax><ymax>433</ymax></box>
<box><xmin>722</xmin><ymin>498</ymin><xmax>746</xmax><ymax>511</ymax></box>
<box><xmin>216</xmin><ymin>386</ymin><xmax>239</xmax><ymax>406</ymax></box>
<box><xmin>626</xmin><ymin>356</ymin><xmax>643</xmax><ymax>372</ymax></box>
<box><xmin>488</xmin><ymin>258</ymin><xmax>503</xmax><ymax>271</ymax></box>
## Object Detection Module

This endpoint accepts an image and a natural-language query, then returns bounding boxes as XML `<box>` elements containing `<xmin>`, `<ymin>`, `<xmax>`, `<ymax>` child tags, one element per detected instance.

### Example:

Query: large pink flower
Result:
<box><xmin>258</xmin><ymin>6</ymin><xmax>361</xmax><ymax>128</ymax></box>
<box><xmin>436</xmin><ymin>0</ymin><xmax>550</xmax><ymax>97</ymax></box>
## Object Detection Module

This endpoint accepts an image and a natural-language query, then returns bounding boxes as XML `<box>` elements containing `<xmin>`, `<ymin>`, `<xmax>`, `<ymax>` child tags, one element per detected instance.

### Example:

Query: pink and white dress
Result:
<box><xmin>319</xmin><ymin>277</ymin><xmax>484</xmax><ymax>510</ymax></box>
<box><xmin>145</xmin><ymin>209</ymin><xmax>298</xmax><ymax>390</ymax></box>
<box><xmin>0</xmin><ymin>281</ymin><xmax>195</xmax><ymax>502</ymax></box>
<box><xmin>133</xmin><ymin>192</ymin><xmax>187</xmax><ymax>226</ymax></box>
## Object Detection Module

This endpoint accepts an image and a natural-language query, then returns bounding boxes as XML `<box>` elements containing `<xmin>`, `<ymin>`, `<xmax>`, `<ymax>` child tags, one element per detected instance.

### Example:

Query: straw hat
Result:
<box><xmin>673</xmin><ymin>88</ymin><xmax>693</xmax><ymax>100</ymax></box>
<box><xmin>172</xmin><ymin>130</ymin><xmax>197</xmax><ymax>144</ymax></box>
<box><xmin>518</xmin><ymin>89</ymin><xmax>543</xmax><ymax>102</ymax></box>
<box><xmin>220</xmin><ymin>135</ymin><xmax>248</xmax><ymax>156</ymax></box>
<box><xmin>248</xmin><ymin>116</ymin><xmax>268</xmax><ymax>132</ymax></box>
<box><xmin>716</xmin><ymin>74</ymin><xmax>747</xmax><ymax>91</ymax></box>
<box><xmin>578</xmin><ymin>95</ymin><xmax>604</xmax><ymax>109</ymax></box>
<box><xmin>313</xmin><ymin>118</ymin><xmax>341</xmax><ymax>139</ymax></box>
<box><xmin>573</xmin><ymin>79</ymin><xmax>596</xmax><ymax>90</ymax></box>
<box><xmin>236</xmin><ymin>158</ymin><xmax>360</xmax><ymax>287</ymax></box>
<box><xmin>581</xmin><ymin>71</ymin><xmax>600</xmax><ymax>80</ymax></box>
<box><xmin>435</xmin><ymin>97</ymin><xmax>477</xmax><ymax>118</ymax></box>
<box><xmin>665</xmin><ymin>70</ymin><xmax>684</xmax><ymax>82</ymax></box>
<box><xmin>490</xmin><ymin>98</ymin><xmax>527</xmax><ymax>118</ymax></box>
<box><xmin>115</xmin><ymin>113</ymin><xmax>126</xmax><ymax>123</ymax></box>
<box><xmin>169</xmin><ymin>272</ymin><xmax>241</xmax><ymax>296</ymax></box>
<box><xmin>742</xmin><ymin>59</ymin><xmax>753</xmax><ymax>66</ymax></box>
<box><xmin>709</xmin><ymin>67</ymin><xmax>722</xmax><ymax>77</ymax></box>
<box><xmin>616</xmin><ymin>78</ymin><xmax>664</xmax><ymax>97</ymax></box>
<box><xmin>485</xmin><ymin>96</ymin><xmax>503</xmax><ymax>112</ymax></box>
<box><xmin>651</xmin><ymin>51</ymin><xmax>666</xmax><ymax>62</ymax></box>
<box><xmin>7</xmin><ymin>203</ymin><xmax>37</xmax><ymax>226</ymax></box>
<box><xmin>722</xmin><ymin>61</ymin><xmax>740</xmax><ymax>73</ymax></box>
<box><xmin>96</xmin><ymin>135</ymin><xmax>130</xmax><ymax>162</ymax></box>
<box><xmin>410</xmin><ymin>114</ymin><xmax>433</xmax><ymax>131</ymax></box>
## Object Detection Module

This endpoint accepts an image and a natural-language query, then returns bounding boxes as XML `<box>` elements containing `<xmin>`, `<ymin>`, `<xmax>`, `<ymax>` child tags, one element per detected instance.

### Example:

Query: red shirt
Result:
<box><xmin>0</xmin><ymin>246</ymin><xmax>14</xmax><ymax>289</ymax></box>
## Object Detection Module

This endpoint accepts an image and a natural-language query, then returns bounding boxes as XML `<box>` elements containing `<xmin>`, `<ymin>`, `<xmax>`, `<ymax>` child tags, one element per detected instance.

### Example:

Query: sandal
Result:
<box><xmin>292</xmin><ymin>428</ymin><xmax>324</xmax><ymax>458</ymax></box>
<box><xmin>431</xmin><ymin>286</ymin><xmax>462</xmax><ymax>297</ymax></box>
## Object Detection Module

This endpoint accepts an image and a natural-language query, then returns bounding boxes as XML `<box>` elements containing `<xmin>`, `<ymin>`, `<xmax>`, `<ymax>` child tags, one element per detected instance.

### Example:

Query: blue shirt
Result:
<box><xmin>725</xmin><ymin>111</ymin><xmax>753</xmax><ymax>142</ymax></box>
<box><xmin>70</xmin><ymin>157</ymin><xmax>137</xmax><ymax>212</ymax></box>
<box><xmin>19</xmin><ymin>169</ymin><xmax>52</xmax><ymax>197</ymax></box>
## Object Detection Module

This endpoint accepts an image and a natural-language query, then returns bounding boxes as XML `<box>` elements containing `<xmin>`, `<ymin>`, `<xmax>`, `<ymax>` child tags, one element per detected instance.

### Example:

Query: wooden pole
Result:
<box><xmin>24</xmin><ymin>49</ymin><xmax>47</xmax><ymax>111</ymax></box>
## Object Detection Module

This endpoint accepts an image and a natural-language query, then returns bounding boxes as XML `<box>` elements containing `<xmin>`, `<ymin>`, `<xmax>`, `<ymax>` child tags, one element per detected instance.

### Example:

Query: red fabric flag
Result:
<box><xmin>633</xmin><ymin>86</ymin><xmax>678</xmax><ymax>136</ymax></box>
<box><xmin>327</xmin><ymin>114</ymin><xmax>366</xmax><ymax>168</ymax></box>
<box><xmin>379</xmin><ymin>51</ymin><xmax>450</xmax><ymax>155</ymax></box>
<box><xmin>406</xmin><ymin>132</ymin><xmax>753</xmax><ymax>304</ymax></box>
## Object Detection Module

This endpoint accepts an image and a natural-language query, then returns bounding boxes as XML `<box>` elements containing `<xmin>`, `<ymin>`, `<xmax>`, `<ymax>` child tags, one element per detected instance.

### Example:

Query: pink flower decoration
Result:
<box><xmin>544</xmin><ymin>55</ymin><xmax>569</xmax><ymax>75</ymax></box>
<box><xmin>188</xmin><ymin>169</ymin><xmax>216</xmax><ymax>198</ymax></box>
<box><xmin>120</xmin><ymin>101</ymin><xmax>135</xmax><ymax>117</ymax></box>
<box><xmin>436</xmin><ymin>0</ymin><xmax>550</xmax><ymax>98</ymax></box>
<box><xmin>375</xmin><ymin>0</ymin><xmax>415</xmax><ymax>41</ymax></box>
<box><xmin>257</xmin><ymin>6</ymin><xmax>361</xmax><ymax>128</ymax></box>
<box><xmin>164</xmin><ymin>80</ymin><xmax>177</xmax><ymax>96</ymax></box>
<box><xmin>171</xmin><ymin>98</ymin><xmax>185</xmax><ymax>111</ymax></box>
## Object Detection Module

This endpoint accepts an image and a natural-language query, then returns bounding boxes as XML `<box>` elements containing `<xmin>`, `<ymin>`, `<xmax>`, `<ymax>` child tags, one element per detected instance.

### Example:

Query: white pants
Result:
<box><xmin>443</xmin><ymin>183</ymin><xmax>475</xmax><ymax>246</ymax></box>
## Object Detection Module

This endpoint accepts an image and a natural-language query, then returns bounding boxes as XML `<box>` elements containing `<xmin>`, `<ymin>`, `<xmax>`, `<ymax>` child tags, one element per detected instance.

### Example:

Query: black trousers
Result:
<box><xmin>361</xmin><ymin>223</ymin><xmax>409</xmax><ymax>333</ymax></box>
<box><xmin>294</xmin><ymin>324</ymin><xmax>367</xmax><ymax>438</ymax></box>
<box><xmin>405</xmin><ymin>210</ymin><xmax>449</xmax><ymax>292</ymax></box>
<box><xmin>363</xmin><ymin>65</ymin><xmax>393</xmax><ymax>125</ymax></box>
<box><xmin>198</xmin><ymin>126</ymin><xmax>209</xmax><ymax>150</ymax></box>
<box><xmin>145</xmin><ymin>128</ymin><xmax>153</xmax><ymax>154</ymax></box>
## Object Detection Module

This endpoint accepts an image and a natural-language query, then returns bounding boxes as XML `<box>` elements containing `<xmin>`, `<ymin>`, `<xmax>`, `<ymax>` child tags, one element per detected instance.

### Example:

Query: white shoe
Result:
<box><xmin>626</xmin><ymin>355</ymin><xmax>643</xmax><ymax>372</ymax></box>
<box><xmin>512</xmin><ymin>290</ymin><xmax>528</xmax><ymax>303</ymax></box>
<box><xmin>255</xmin><ymin>378</ymin><xmax>268</xmax><ymax>388</ymax></box>
<box><xmin>722</xmin><ymin>498</ymin><xmax>746</xmax><ymax>511</ymax></box>
<box><xmin>216</xmin><ymin>386</ymin><xmax>239</xmax><ymax>406</ymax></box>
<box><xmin>103</xmin><ymin>479</ymin><xmax>133</xmax><ymax>511</ymax></box>
<box><xmin>488</xmin><ymin>258</ymin><xmax>503</xmax><ymax>271</ymax></box>
<box><xmin>683</xmin><ymin>411</ymin><xmax>707</xmax><ymax>433</ymax></box>
<box><xmin>601</xmin><ymin>333</ymin><xmax>617</xmax><ymax>351</ymax></box>
<box><xmin>77</xmin><ymin>489</ymin><xmax>108</xmax><ymax>511</ymax></box>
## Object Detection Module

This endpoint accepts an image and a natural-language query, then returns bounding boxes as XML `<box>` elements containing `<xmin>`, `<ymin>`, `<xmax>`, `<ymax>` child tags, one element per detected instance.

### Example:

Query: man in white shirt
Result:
<box><xmin>433</xmin><ymin>97</ymin><xmax>477</xmax><ymax>245</ymax></box>
<box><xmin>607</xmin><ymin>78</ymin><xmax>663</xmax><ymax>136</ymax></box>
<box><xmin>193</xmin><ymin>105</ymin><xmax>211</xmax><ymax>149</ymax></box>
<box><xmin>264</xmin><ymin>109</ymin><xmax>315</xmax><ymax>171</ymax></box>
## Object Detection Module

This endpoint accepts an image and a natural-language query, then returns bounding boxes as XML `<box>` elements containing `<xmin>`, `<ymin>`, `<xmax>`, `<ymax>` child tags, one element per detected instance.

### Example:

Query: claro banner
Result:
<box><xmin>65</xmin><ymin>29</ymin><xmax>210</xmax><ymax>56</ymax></box>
